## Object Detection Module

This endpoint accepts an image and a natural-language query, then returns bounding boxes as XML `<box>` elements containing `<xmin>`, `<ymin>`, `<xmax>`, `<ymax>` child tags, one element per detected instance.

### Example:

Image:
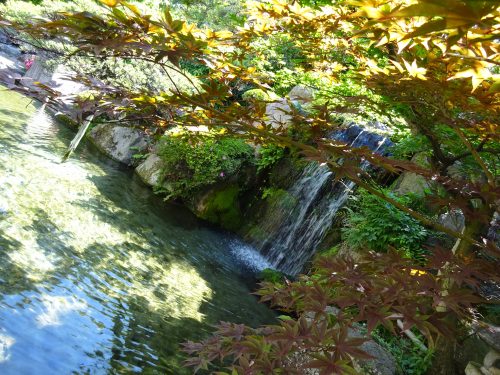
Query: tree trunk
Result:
<box><xmin>427</xmin><ymin>335</ymin><xmax>457</xmax><ymax>375</ymax></box>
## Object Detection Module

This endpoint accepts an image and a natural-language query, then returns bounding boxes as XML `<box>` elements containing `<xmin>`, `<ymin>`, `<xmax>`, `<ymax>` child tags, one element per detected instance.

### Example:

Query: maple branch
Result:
<box><xmin>447</xmin><ymin>122</ymin><xmax>496</xmax><ymax>187</ymax></box>
<box><xmin>445</xmin><ymin>138</ymin><xmax>497</xmax><ymax>165</ymax></box>
<box><xmin>446</xmin><ymin>53</ymin><xmax>500</xmax><ymax>66</ymax></box>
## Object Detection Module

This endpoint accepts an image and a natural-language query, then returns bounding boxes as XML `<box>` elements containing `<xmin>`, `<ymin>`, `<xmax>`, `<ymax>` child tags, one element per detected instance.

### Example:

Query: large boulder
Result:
<box><xmin>88</xmin><ymin>124</ymin><xmax>149</xmax><ymax>165</ymax></box>
<box><xmin>265</xmin><ymin>99</ymin><xmax>293</xmax><ymax>129</ymax></box>
<box><xmin>438</xmin><ymin>209</ymin><xmax>465</xmax><ymax>233</ymax></box>
<box><xmin>289</xmin><ymin>307</ymin><xmax>397</xmax><ymax>375</ymax></box>
<box><xmin>392</xmin><ymin>152</ymin><xmax>431</xmax><ymax>196</ymax></box>
<box><xmin>189</xmin><ymin>184</ymin><xmax>243</xmax><ymax>231</ymax></box>
<box><xmin>353</xmin><ymin>330</ymin><xmax>398</xmax><ymax>375</ymax></box>
<box><xmin>288</xmin><ymin>84</ymin><xmax>315</xmax><ymax>104</ymax></box>
<box><xmin>135</xmin><ymin>152</ymin><xmax>165</xmax><ymax>187</ymax></box>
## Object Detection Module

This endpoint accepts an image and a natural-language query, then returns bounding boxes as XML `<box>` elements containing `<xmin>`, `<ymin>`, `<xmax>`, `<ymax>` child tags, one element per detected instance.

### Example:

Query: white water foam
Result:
<box><xmin>228</xmin><ymin>240</ymin><xmax>274</xmax><ymax>272</ymax></box>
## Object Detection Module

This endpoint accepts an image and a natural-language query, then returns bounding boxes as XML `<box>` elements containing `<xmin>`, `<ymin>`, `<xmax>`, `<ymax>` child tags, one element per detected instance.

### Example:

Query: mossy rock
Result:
<box><xmin>268</xmin><ymin>157</ymin><xmax>306</xmax><ymax>189</ymax></box>
<box><xmin>262</xmin><ymin>187</ymin><xmax>297</xmax><ymax>211</ymax></box>
<box><xmin>243</xmin><ymin>224</ymin><xmax>268</xmax><ymax>244</ymax></box>
<box><xmin>195</xmin><ymin>184</ymin><xmax>243</xmax><ymax>231</ymax></box>
<box><xmin>239</xmin><ymin>186</ymin><xmax>299</xmax><ymax>247</ymax></box>
<box><xmin>54</xmin><ymin>113</ymin><xmax>79</xmax><ymax>130</ymax></box>
<box><xmin>318</xmin><ymin>245</ymin><xmax>340</xmax><ymax>258</ymax></box>
<box><xmin>242</xmin><ymin>89</ymin><xmax>278</xmax><ymax>102</ymax></box>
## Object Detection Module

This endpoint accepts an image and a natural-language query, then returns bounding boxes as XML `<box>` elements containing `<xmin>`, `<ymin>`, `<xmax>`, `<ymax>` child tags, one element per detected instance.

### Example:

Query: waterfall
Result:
<box><xmin>261</xmin><ymin>125</ymin><xmax>390</xmax><ymax>275</ymax></box>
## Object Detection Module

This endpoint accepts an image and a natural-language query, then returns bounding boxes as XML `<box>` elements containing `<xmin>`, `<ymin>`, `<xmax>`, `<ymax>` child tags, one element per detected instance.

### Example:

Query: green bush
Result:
<box><xmin>342</xmin><ymin>189</ymin><xmax>430</xmax><ymax>261</ymax></box>
<box><xmin>372</xmin><ymin>326</ymin><xmax>434</xmax><ymax>375</ymax></box>
<box><xmin>247</xmin><ymin>34</ymin><xmax>305</xmax><ymax>74</ymax></box>
<box><xmin>157</xmin><ymin>130</ymin><xmax>254</xmax><ymax>198</ymax></box>
<box><xmin>390</xmin><ymin>127</ymin><xmax>500</xmax><ymax>178</ymax></box>
<box><xmin>169</xmin><ymin>0</ymin><xmax>245</xmax><ymax>30</ymax></box>
<box><xmin>256</xmin><ymin>144</ymin><xmax>285</xmax><ymax>172</ymax></box>
<box><xmin>1</xmin><ymin>0</ymin><xmax>198</xmax><ymax>95</ymax></box>
<box><xmin>258</xmin><ymin>268</ymin><xmax>287</xmax><ymax>284</ymax></box>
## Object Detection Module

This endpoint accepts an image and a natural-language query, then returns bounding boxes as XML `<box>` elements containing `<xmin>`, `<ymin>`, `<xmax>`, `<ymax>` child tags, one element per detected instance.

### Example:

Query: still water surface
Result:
<box><xmin>0</xmin><ymin>87</ymin><xmax>275</xmax><ymax>374</ymax></box>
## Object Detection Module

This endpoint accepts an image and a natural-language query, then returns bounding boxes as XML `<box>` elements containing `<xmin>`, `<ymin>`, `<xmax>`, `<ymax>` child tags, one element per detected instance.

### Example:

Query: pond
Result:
<box><xmin>0</xmin><ymin>87</ymin><xmax>275</xmax><ymax>374</ymax></box>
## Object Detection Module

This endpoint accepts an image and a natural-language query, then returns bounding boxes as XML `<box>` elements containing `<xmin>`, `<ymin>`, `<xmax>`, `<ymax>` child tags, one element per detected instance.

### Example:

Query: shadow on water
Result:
<box><xmin>0</xmin><ymin>108</ymin><xmax>32</xmax><ymax>123</ymax></box>
<box><xmin>0</xmin><ymin>210</ymin><xmax>77</xmax><ymax>299</ymax></box>
<box><xmin>0</xmin><ymin>226</ymin><xmax>37</xmax><ymax>296</ymax></box>
<box><xmin>1</xmin><ymin>208</ymin><xmax>268</xmax><ymax>373</ymax></box>
<box><xmin>0</xmin><ymin>87</ymin><xmax>275</xmax><ymax>374</ymax></box>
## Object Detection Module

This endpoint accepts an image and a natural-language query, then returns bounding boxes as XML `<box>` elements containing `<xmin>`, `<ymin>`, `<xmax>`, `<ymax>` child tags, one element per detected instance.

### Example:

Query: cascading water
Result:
<box><xmin>261</xmin><ymin>125</ymin><xmax>391</xmax><ymax>275</ymax></box>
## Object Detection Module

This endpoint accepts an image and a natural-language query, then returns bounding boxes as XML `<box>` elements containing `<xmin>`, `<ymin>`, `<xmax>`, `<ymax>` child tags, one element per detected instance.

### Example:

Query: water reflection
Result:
<box><xmin>0</xmin><ymin>87</ymin><xmax>275</xmax><ymax>374</ymax></box>
<box><xmin>0</xmin><ymin>330</ymin><xmax>14</xmax><ymax>363</ymax></box>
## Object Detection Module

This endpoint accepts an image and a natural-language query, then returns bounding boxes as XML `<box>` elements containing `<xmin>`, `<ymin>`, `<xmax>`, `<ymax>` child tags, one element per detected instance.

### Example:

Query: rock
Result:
<box><xmin>483</xmin><ymin>350</ymin><xmax>500</xmax><ymax>368</ymax></box>
<box><xmin>0</xmin><ymin>31</ymin><xmax>7</xmax><ymax>44</ymax></box>
<box><xmin>88</xmin><ymin>124</ymin><xmax>149</xmax><ymax>165</ymax></box>
<box><xmin>456</xmin><ymin>323</ymin><xmax>500</xmax><ymax>374</ymax></box>
<box><xmin>288</xmin><ymin>84</ymin><xmax>315</xmax><ymax>104</ymax></box>
<box><xmin>0</xmin><ymin>47</ymin><xmax>23</xmax><ymax>75</ymax></box>
<box><xmin>242</xmin><ymin>88</ymin><xmax>277</xmax><ymax>102</ymax></box>
<box><xmin>135</xmin><ymin>152</ymin><xmax>165</xmax><ymax>187</ymax></box>
<box><xmin>51</xmin><ymin>65</ymin><xmax>86</xmax><ymax>99</ymax></box>
<box><xmin>438</xmin><ymin>209</ymin><xmax>465</xmax><ymax>233</ymax></box>
<box><xmin>293</xmin><ymin>307</ymin><xmax>397</xmax><ymax>375</ymax></box>
<box><xmin>348</xmin><ymin>329</ymin><xmax>397</xmax><ymax>375</ymax></box>
<box><xmin>190</xmin><ymin>184</ymin><xmax>243</xmax><ymax>231</ymax></box>
<box><xmin>478</xmin><ymin>324</ymin><xmax>500</xmax><ymax>352</ymax></box>
<box><xmin>465</xmin><ymin>362</ymin><xmax>483</xmax><ymax>375</ymax></box>
<box><xmin>265</xmin><ymin>99</ymin><xmax>293</xmax><ymax>129</ymax></box>
<box><xmin>488</xmin><ymin>212</ymin><xmax>500</xmax><ymax>248</ymax></box>
<box><xmin>23</xmin><ymin>59</ymin><xmax>51</xmax><ymax>84</ymax></box>
<box><xmin>393</xmin><ymin>171</ymin><xmax>430</xmax><ymax>196</ymax></box>
<box><xmin>0</xmin><ymin>44</ymin><xmax>21</xmax><ymax>59</ymax></box>
<box><xmin>392</xmin><ymin>153</ymin><xmax>431</xmax><ymax>196</ymax></box>
<box><xmin>289</xmin><ymin>330</ymin><xmax>397</xmax><ymax>375</ymax></box>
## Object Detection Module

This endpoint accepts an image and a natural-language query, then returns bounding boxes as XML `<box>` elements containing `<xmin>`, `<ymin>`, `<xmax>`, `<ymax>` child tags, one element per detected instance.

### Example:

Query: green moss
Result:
<box><xmin>268</xmin><ymin>157</ymin><xmax>306</xmax><ymax>189</ymax></box>
<box><xmin>262</xmin><ymin>187</ymin><xmax>297</xmax><ymax>210</ymax></box>
<box><xmin>199</xmin><ymin>185</ymin><xmax>242</xmax><ymax>231</ymax></box>
<box><xmin>256</xmin><ymin>144</ymin><xmax>285</xmax><ymax>172</ymax></box>
<box><xmin>319</xmin><ymin>245</ymin><xmax>340</xmax><ymax>257</ymax></box>
<box><xmin>242</xmin><ymin>89</ymin><xmax>278</xmax><ymax>102</ymax></box>
<box><xmin>242</xmin><ymin>224</ymin><xmax>268</xmax><ymax>243</ymax></box>
<box><xmin>54</xmin><ymin>113</ymin><xmax>79</xmax><ymax>130</ymax></box>
<box><xmin>258</xmin><ymin>268</ymin><xmax>286</xmax><ymax>284</ymax></box>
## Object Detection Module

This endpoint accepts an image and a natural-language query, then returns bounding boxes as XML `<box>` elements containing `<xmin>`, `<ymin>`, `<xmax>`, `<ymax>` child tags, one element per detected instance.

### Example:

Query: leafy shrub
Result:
<box><xmin>390</xmin><ymin>127</ymin><xmax>500</xmax><ymax>178</ymax></box>
<box><xmin>157</xmin><ymin>130</ymin><xmax>254</xmax><ymax>198</ymax></box>
<box><xmin>343</xmin><ymin>189</ymin><xmax>430</xmax><ymax>261</ymax></box>
<box><xmin>372</xmin><ymin>326</ymin><xmax>434</xmax><ymax>375</ymax></box>
<box><xmin>179</xmin><ymin>58</ymin><xmax>210</xmax><ymax>77</ymax></box>
<box><xmin>256</xmin><ymin>144</ymin><xmax>285</xmax><ymax>172</ymax></box>
<box><xmin>247</xmin><ymin>34</ymin><xmax>305</xmax><ymax>74</ymax></box>
<box><xmin>169</xmin><ymin>0</ymin><xmax>245</xmax><ymax>30</ymax></box>
<box><xmin>258</xmin><ymin>268</ymin><xmax>286</xmax><ymax>284</ymax></box>
<box><xmin>389</xmin><ymin>131</ymin><xmax>431</xmax><ymax>160</ymax></box>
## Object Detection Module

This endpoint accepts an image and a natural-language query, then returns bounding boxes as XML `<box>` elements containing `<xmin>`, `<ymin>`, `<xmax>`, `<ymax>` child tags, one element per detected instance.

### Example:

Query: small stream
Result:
<box><xmin>0</xmin><ymin>87</ymin><xmax>275</xmax><ymax>374</ymax></box>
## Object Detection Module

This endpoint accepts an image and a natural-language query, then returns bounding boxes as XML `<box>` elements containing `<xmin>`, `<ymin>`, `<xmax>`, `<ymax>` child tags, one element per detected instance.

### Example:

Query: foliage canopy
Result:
<box><xmin>1</xmin><ymin>0</ymin><xmax>499</xmax><ymax>373</ymax></box>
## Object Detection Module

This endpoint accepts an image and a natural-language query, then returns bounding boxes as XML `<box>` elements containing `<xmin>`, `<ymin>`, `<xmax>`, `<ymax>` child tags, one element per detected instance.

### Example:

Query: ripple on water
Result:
<box><xmin>0</xmin><ymin>87</ymin><xmax>275</xmax><ymax>374</ymax></box>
